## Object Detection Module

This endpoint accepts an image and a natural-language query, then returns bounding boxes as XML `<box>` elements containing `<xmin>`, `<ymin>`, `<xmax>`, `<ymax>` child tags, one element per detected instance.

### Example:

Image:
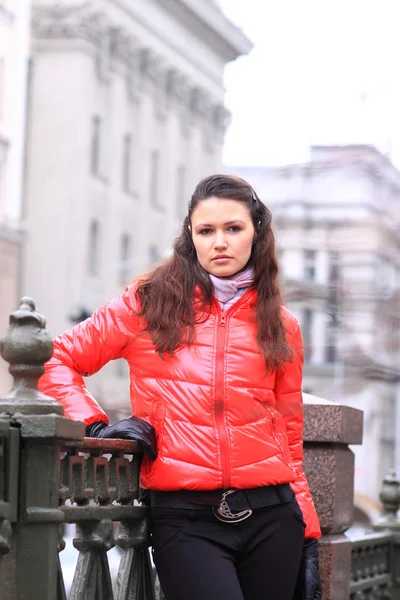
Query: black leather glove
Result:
<box><xmin>293</xmin><ymin>538</ymin><xmax>322</xmax><ymax>600</ymax></box>
<box><xmin>85</xmin><ymin>416</ymin><xmax>157</xmax><ymax>460</ymax></box>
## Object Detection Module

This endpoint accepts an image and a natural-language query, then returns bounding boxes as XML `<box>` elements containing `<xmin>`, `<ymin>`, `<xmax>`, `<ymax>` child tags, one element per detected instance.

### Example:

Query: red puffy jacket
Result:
<box><xmin>39</xmin><ymin>283</ymin><xmax>321</xmax><ymax>540</ymax></box>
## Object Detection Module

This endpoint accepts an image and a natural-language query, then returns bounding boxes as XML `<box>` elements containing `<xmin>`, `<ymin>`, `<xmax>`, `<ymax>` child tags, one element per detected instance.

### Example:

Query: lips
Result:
<box><xmin>212</xmin><ymin>255</ymin><xmax>232</xmax><ymax>261</ymax></box>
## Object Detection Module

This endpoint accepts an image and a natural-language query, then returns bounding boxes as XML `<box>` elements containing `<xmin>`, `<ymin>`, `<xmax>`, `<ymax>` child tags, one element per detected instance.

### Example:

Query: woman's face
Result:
<box><xmin>191</xmin><ymin>197</ymin><xmax>255</xmax><ymax>277</ymax></box>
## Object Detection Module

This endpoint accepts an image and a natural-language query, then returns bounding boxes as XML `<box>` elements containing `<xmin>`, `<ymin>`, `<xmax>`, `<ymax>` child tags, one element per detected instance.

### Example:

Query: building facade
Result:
<box><xmin>22</xmin><ymin>0</ymin><xmax>251</xmax><ymax>418</ymax></box>
<box><xmin>230</xmin><ymin>145</ymin><xmax>400</xmax><ymax>510</ymax></box>
<box><xmin>0</xmin><ymin>0</ymin><xmax>31</xmax><ymax>394</ymax></box>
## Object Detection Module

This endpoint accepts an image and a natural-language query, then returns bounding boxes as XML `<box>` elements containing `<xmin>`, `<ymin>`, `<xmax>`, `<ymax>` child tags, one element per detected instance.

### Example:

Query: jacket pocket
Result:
<box><xmin>143</xmin><ymin>400</ymin><xmax>165</xmax><ymax>475</ymax></box>
<box><xmin>262</xmin><ymin>403</ymin><xmax>294</xmax><ymax>470</ymax></box>
<box><xmin>286</xmin><ymin>499</ymin><xmax>306</xmax><ymax>528</ymax></box>
<box><xmin>152</xmin><ymin>399</ymin><xmax>166</xmax><ymax>449</ymax></box>
<box><xmin>150</xmin><ymin>517</ymin><xmax>186</xmax><ymax>551</ymax></box>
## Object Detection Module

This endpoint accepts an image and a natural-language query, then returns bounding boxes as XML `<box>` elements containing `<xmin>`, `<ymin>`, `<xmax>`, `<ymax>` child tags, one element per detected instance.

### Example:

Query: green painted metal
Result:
<box><xmin>116</xmin><ymin>519</ymin><xmax>156</xmax><ymax>600</ymax></box>
<box><xmin>0</xmin><ymin>297</ymin><xmax>157</xmax><ymax>599</ymax></box>
<box><xmin>70</xmin><ymin>521</ymin><xmax>115</xmax><ymax>600</ymax></box>
<box><xmin>58</xmin><ymin>524</ymin><xmax>68</xmax><ymax>600</ymax></box>
<box><xmin>60</xmin><ymin>438</ymin><xmax>154</xmax><ymax>599</ymax></box>
<box><xmin>372</xmin><ymin>471</ymin><xmax>400</xmax><ymax>600</ymax></box>
<box><xmin>0</xmin><ymin>297</ymin><xmax>58</xmax><ymax>414</ymax></box>
<box><xmin>349</xmin><ymin>470</ymin><xmax>400</xmax><ymax>599</ymax></box>
<box><xmin>0</xmin><ymin>420</ymin><xmax>19</xmax><ymax>527</ymax></box>
<box><xmin>350</xmin><ymin>532</ymin><xmax>394</xmax><ymax>599</ymax></box>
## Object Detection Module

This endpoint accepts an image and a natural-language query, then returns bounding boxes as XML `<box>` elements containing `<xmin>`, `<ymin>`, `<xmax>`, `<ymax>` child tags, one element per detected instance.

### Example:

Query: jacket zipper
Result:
<box><xmin>212</xmin><ymin>290</ymin><xmax>253</xmax><ymax>489</ymax></box>
<box><xmin>215</xmin><ymin>309</ymin><xmax>231</xmax><ymax>488</ymax></box>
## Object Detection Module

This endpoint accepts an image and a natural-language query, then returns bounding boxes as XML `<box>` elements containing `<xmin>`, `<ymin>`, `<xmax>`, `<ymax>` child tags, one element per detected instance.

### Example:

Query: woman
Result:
<box><xmin>39</xmin><ymin>174</ymin><xmax>322</xmax><ymax>600</ymax></box>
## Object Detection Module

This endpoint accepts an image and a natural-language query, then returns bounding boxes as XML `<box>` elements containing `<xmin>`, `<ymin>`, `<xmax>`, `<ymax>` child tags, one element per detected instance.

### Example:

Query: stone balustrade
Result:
<box><xmin>302</xmin><ymin>395</ymin><xmax>364</xmax><ymax>599</ymax></box>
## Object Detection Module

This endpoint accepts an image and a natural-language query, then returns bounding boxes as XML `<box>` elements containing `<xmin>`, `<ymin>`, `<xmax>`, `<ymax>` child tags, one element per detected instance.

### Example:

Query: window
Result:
<box><xmin>88</xmin><ymin>220</ymin><xmax>100</xmax><ymax>276</ymax></box>
<box><xmin>328</xmin><ymin>252</ymin><xmax>340</xmax><ymax>285</ymax></box>
<box><xmin>90</xmin><ymin>116</ymin><xmax>101</xmax><ymax>175</ymax></box>
<box><xmin>176</xmin><ymin>164</ymin><xmax>186</xmax><ymax>217</ymax></box>
<box><xmin>0</xmin><ymin>58</ymin><xmax>4</xmax><ymax>118</ymax></box>
<box><xmin>149</xmin><ymin>150</ymin><xmax>161</xmax><ymax>210</ymax></box>
<box><xmin>304</xmin><ymin>250</ymin><xmax>316</xmax><ymax>281</ymax></box>
<box><xmin>302</xmin><ymin>308</ymin><xmax>313</xmax><ymax>362</ymax></box>
<box><xmin>326</xmin><ymin>252</ymin><xmax>340</xmax><ymax>363</ymax></box>
<box><xmin>377</xmin><ymin>256</ymin><xmax>393</xmax><ymax>289</ymax></box>
<box><xmin>119</xmin><ymin>233</ymin><xmax>131</xmax><ymax>285</ymax></box>
<box><xmin>386</xmin><ymin>317</ymin><xmax>400</xmax><ymax>354</ymax></box>
<box><xmin>0</xmin><ymin>154</ymin><xmax>4</xmax><ymax>219</ymax></box>
<box><xmin>122</xmin><ymin>134</ymin><xmax>133</xmax><ymax>193</ymax></box>
<box><xmin>149</xmin><ymin>245</ymin><xmax>161</xmax><ymax>264</ymax></box>
<box><xmin>327</xmin><ymin>252</ymin><xmax>340</xmax><ymax>323</ymax></box>
<box><xmin>325</xmin><ymin>322</ymin><xmax>337</xmax><ymax>363</ymax></box>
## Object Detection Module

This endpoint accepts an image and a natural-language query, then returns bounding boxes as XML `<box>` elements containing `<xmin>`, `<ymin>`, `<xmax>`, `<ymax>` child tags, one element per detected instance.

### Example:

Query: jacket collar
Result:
<box><xmin>194</xmin><ymin>285</ymin><xmax>257</xmax><ymax>314</ymax></box>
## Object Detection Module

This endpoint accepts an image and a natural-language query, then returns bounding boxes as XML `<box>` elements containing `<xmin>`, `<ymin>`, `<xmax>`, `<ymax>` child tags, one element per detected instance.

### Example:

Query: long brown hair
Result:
<box><xmin>136</xmin><ymin>174</ymin><xmax>293</xmax><ymax>371</ymax></box>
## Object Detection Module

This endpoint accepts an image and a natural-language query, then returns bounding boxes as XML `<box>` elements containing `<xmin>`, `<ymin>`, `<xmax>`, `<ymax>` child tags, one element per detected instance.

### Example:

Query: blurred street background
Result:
<box><xmin>1</xmin><ymin>0</ymin><xmax>400</xmax><ymax>532</ymax></box>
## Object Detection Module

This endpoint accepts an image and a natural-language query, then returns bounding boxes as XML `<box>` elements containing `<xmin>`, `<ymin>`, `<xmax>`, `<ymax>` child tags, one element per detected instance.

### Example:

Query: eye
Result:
<box><xmin>199</xmin><ymin>228</ymin><xmax>213</xmax><ymax>235</ymax></box>
<box><xmin>228</xmin><ymin>226</ymin><xmax>241</xmax><ymax>233</ymax></box>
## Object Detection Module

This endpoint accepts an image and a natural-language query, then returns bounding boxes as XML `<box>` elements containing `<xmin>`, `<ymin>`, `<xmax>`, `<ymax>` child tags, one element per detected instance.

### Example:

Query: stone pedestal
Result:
<box><xmin>303</xmin><ymin>394</ymin><xmax>363</xmax><ymax>600</ymax></box>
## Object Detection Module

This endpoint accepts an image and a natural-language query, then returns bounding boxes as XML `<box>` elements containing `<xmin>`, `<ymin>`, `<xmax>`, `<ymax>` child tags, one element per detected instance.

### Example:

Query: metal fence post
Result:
<box><xmin>373</xmin><ymin>470</ymin><xmax>400</xmax><ymax>599</ymax></box>
<box><xmin>0</xmin><ymin>297</ymin><xmax>84</xmax><ymax>600</ymax></box>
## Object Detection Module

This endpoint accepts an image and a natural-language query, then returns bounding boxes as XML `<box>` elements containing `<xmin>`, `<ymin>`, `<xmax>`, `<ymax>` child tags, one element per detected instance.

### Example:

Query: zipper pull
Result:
<box><xmin>220</xmin><ymin>312</ymin><xmax>226</xmax><ymax>326</ymax></box>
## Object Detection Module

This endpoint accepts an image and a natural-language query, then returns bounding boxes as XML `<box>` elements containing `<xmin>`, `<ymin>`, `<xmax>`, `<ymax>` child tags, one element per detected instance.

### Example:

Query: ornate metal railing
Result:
<box><xmin>0</xmin><ymin>297</ymin><xmax>159</xmax><ymax>600</ymax></box>
<box><xmin>59</xmin><ymin>438</ymin><xmax>154</xmax><ymax>600</ymax></box>
<box><xmin>349</xmin><ymin>469</ymin><xmax>400</xmax><ymax>600</ymax></box>
<box><xmin>350</xmin><ymin>532</ymin><xmax>394</xmax><ymax>599</ymax></box>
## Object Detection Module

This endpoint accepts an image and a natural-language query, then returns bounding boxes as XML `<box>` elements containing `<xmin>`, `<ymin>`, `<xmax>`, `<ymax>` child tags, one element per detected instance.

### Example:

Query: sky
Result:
<box><xmin>219</xmin><ymin>0</ymin><xmax>400</xmax><ymax>167</ymax></box>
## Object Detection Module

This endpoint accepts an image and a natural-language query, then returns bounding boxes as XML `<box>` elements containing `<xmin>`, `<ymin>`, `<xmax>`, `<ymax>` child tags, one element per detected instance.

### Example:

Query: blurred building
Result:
<box><xmin>0</xmin><ymin>0</ymin><xmax>31</xmax><ymax>393</ymax></box>
<box><xmin>230</xmin><ymin>145</ymin><xmax>400</xmax><ymax>510</ymax></box>
<box><xmin>22</xmin><ymin>0</ymin><xmax>251</xmax><ymax>417</ymax></box>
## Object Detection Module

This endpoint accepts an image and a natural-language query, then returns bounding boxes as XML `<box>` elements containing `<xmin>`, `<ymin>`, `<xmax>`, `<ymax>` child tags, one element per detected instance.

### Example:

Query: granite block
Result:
<box><xmin>303</xmin><ymin>394</ymin><xmax>363</xmax><ymax>444</ymax></box>
<box><xmin>319</xmin><ymin>534</ymin><xmax>352</xmax><ymax>600</ymax></box>
<box><xmin>304</xmin><ymin>444</ymin><xmax>355</xmax><ymax>535</ymax></box>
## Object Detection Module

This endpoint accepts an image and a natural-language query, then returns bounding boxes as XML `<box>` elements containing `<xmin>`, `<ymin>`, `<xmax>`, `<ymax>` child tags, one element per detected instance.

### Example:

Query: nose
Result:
<box><xmin>214</xmin><ymin>231</ymin><xmax>228</xmax><ymax>250</ymax></box>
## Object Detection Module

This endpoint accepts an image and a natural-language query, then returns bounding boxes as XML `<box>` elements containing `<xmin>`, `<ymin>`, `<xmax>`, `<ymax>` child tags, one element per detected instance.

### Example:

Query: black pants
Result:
<box><xmin>150</xmin><ymin>499</ymin><xmax>305</xmax><ymax>600</ymax></box>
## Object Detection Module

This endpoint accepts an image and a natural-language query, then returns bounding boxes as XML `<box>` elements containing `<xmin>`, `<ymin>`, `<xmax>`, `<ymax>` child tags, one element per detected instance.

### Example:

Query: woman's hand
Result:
<box><xmin>86</xmin><ymin>416</ymin><xmax>157</xmax><ymax>459</ymax></box>
<box><xmin>293</xmin><ymin>538</ymin><xmax>322</xmax><ymax>600</ymax></box>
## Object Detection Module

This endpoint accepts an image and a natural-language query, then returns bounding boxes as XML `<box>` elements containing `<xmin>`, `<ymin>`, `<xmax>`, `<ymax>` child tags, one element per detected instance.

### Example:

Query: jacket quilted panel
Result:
<box><xmin>39</xmin><ymin>283</ymin><xmax>321</xmax><ymax>539</ymax></box>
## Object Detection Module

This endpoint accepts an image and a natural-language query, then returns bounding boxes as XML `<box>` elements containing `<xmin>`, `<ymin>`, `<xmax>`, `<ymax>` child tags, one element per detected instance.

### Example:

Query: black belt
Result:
<box><xmin>150</xmin><ymin>484</ymin><xmax>294</xmax><ymax>513</ymax></box>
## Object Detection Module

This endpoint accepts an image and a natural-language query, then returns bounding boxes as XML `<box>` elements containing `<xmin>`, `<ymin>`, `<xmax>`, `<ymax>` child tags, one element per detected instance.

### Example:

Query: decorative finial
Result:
<box><xmin>379</xmin><ymin>470</ymin><xmax>400</xmax><ymax>518</ymax></box>
<box><xmin>373</xmin><ymin>469</ymin><xmax>400</xmax><ymax>532</ymax></box>
<box><xmin>0</xmin><ymin>297</ymin><xmax>63</xmax><ymax>415</ymax></box>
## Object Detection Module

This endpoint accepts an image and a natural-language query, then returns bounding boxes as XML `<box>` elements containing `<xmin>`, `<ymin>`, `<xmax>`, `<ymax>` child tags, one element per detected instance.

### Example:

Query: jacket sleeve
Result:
<box><xmin>274</xmin><ymin>321</ymin><xmax>322</xmax><ymax>540</ymax></box>
<box><xmin>38</xmin><ymin>289</ymin><xmax>138</xmax><ymax>426</ymax></box>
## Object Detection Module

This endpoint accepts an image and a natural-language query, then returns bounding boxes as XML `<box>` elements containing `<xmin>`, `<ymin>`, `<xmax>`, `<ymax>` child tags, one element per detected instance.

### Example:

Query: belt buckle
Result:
<box><xmin>212</xmin><ymin>489</ymin><xmax>252</xmax><ymax>523</ymax></box>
